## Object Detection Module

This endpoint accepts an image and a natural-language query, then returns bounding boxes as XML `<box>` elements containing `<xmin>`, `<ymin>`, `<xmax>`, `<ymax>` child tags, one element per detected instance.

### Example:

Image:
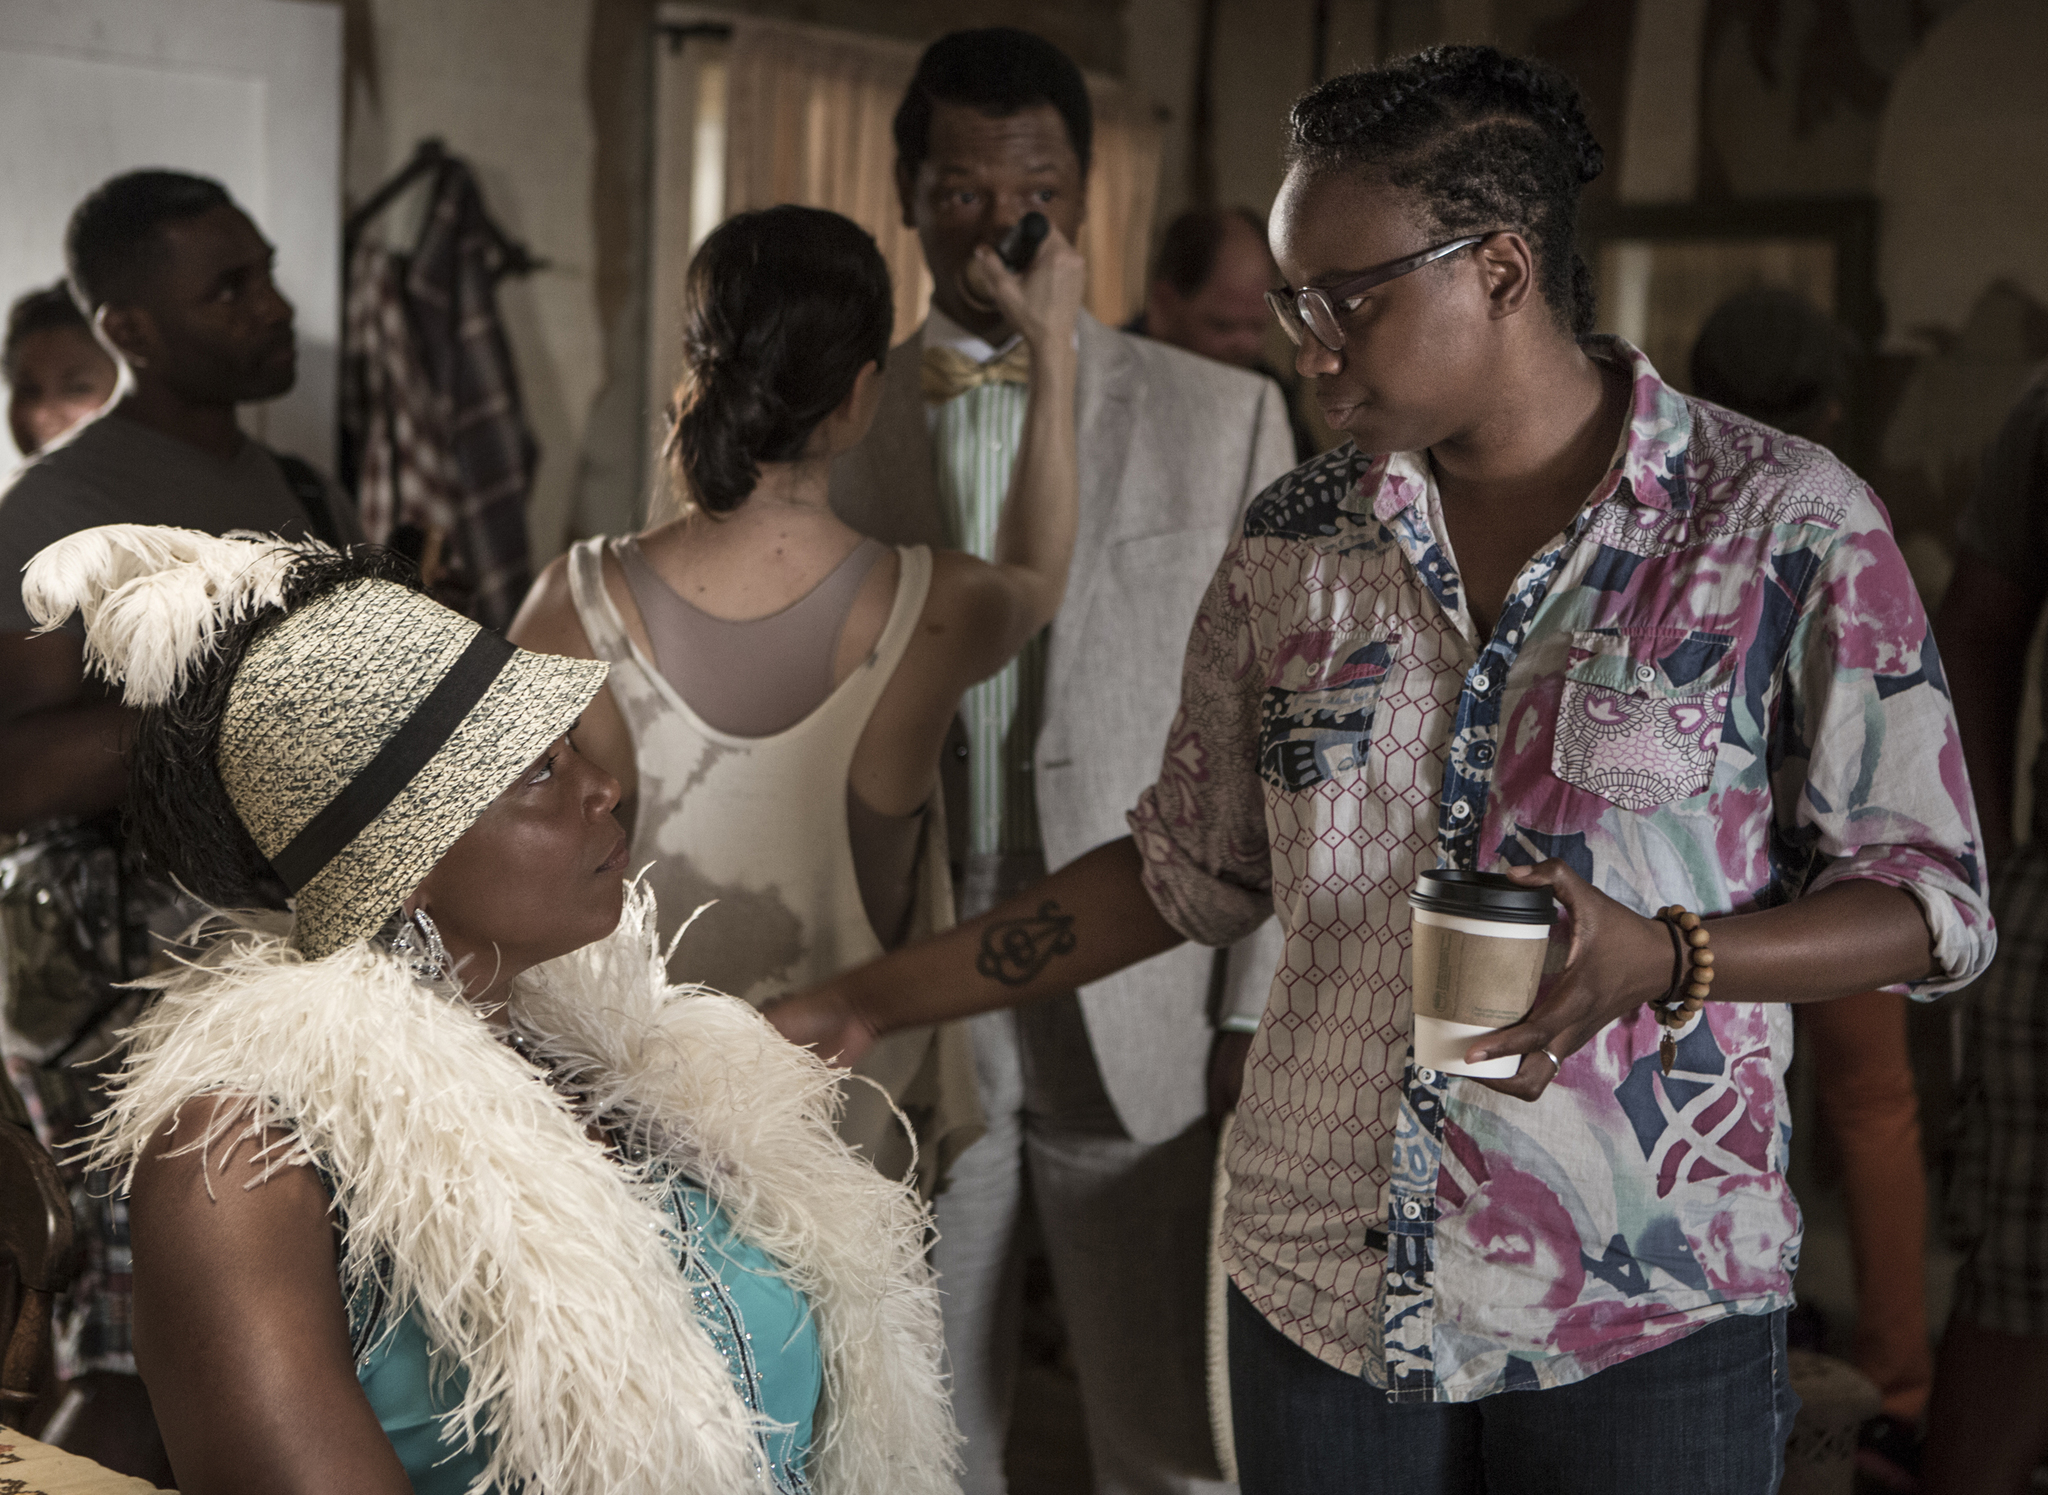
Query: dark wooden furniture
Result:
<box><xmin>0</xmin><ymin>1116</ymin><xmax>79</xmax><ymax>1428</ymax></box>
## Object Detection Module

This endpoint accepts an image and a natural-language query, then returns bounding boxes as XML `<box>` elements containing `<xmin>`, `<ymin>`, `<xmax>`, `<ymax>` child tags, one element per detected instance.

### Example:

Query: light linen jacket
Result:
<box><xmin>830</xmin><ymin>311</ymin><xmax>1295</xmax><ymax>1143</ymax></box>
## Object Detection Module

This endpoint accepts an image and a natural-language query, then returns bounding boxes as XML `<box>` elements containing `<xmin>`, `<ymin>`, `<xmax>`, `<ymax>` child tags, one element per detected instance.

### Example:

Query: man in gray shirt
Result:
<box><xmin>0</xmin><ymin>169</ymin><xmax>356</xmax><ymax>1482</ymax></box>
<box><xmin>0</xmin><ymin>170</ymin><xmax>357</xmax><ymax>830</ymax></box>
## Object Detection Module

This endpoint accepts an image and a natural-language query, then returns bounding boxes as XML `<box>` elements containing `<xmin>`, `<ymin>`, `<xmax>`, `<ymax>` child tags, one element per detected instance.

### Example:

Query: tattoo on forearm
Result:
<box><xmin>975</xmin><ymin>901</ymin><xmax>1078</xmax><ymax>987</ymax></box>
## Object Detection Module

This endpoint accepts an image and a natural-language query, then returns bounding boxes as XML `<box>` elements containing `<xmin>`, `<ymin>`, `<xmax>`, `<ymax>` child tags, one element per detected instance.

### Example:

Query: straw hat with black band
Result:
<box><xmin>21</xmin><ymin>524</ymin><xmax>607</xmax><ymax>956</ymax></box>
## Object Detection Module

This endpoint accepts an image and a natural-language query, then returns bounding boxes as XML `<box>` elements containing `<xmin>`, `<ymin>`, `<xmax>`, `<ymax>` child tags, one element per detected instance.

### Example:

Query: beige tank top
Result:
<box><xmin>612</xmin><ymin>535</ymin><xmax>922</xmax><ymax>946</ymax></box>
<box><xmin>565</xmin><ymin>538</ymin><xmax>982</xmax><ymax>1194</ymax></box>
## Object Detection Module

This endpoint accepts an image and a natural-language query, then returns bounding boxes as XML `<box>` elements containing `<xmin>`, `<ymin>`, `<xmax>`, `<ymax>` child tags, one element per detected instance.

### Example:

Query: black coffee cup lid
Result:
<box><xmin>1409</xmin><ymin>868</ymin><xmax>1557</xmax><ymax>925</ymax></box>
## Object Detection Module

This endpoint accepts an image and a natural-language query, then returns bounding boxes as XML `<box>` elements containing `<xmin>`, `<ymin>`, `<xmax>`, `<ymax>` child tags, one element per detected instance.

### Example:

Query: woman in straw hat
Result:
<box><xmin>22</xmin><ymin>525</ymin><xmax>958</xmax><ymax>1495</ymax></box>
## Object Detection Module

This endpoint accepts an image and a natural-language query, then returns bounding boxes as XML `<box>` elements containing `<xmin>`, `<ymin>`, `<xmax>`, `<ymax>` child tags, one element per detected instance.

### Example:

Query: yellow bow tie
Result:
<box><xmin>921</xmin><ymin>339</ymin><xmax>1033</xmax><ymax>405</ymax></box>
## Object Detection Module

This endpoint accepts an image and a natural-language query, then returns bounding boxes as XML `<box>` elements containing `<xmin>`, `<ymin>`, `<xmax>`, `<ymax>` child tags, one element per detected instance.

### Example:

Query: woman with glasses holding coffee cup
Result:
<box><xmin>768</xmin><ymin>43</ymin><xmax>1991</xmax><ymax>1495</ymax></box>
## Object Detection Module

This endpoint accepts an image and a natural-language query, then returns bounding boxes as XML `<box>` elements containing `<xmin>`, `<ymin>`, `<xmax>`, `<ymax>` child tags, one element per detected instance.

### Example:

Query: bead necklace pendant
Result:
<box><xmin>1660</xmin><ymin>1029</ymin><xmax>1676</xmax><ymax>1077</ymax></box>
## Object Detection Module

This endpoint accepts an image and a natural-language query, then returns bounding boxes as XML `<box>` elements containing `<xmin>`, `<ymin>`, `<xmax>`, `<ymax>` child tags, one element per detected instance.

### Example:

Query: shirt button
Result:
<box><xmin>1472</xmin><ymin>672</ymin><xmax>1491</xmax><ymax>694</ymax></box>
<box><xmin>1417</xmin><ymin>1067</ymin><xmax>1437</xmax><ymax>1085</ymax></box>
<box><xmin>1634</xmin><ymin>664</ymin><xmax>1656</xmax><ymax>684</ymax></box>
<box><xmin>1451</xmin><ymin>799</ymin><xmax>1472</xmax><ymax>820</ymax></box>
<box><xmin>1402</xmin><ymin>1199</ymin><xmax>1422</xmax><ymax>1220</ymax></box>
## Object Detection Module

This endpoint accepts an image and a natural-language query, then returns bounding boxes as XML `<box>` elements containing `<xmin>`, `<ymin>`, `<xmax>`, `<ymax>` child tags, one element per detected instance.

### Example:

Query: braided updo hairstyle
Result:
<box><xmin>667</xmin><ymin>206</ymin><xmax>894</xmax><ymax>514</ymax></box>
<box><xmin>1285</xmin><ymin>45</ymin><xmax>1604</xmax><ymax>339</ymax></box>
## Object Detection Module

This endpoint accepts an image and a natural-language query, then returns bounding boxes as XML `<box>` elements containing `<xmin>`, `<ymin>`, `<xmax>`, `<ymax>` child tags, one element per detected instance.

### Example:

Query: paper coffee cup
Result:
<box><xmin>1408</xmin><ymin>869</ymin><xmax>1557</xmax><ymax>1078</ymax></box>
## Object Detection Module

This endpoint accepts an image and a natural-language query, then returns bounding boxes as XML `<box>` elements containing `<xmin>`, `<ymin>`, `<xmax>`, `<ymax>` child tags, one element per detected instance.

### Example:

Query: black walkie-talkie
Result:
<box><xmin>998</xmin><ymin>211</ymin><xmax>1050</xmax><ymax>273</ymax></box>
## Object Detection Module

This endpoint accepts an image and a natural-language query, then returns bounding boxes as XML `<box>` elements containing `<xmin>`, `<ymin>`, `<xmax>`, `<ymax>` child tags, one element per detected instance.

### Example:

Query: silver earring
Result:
<box><xmin>390</xmin><ymin>907</ymin><xmax>450</xmax><ymax>984</ymax></box>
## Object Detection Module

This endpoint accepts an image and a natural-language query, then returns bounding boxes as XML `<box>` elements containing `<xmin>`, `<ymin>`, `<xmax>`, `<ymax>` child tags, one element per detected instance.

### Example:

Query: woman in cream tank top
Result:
<box><xmin>513</xmin><ymin>205</ymin><xmax>1084</xmax><ymax>1195</ymax></box>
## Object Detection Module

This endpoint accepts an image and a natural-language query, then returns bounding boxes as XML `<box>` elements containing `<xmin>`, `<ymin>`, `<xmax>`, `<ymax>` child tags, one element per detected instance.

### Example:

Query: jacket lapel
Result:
<box><xmin>1047</xmin><ymin>314</ymin><xmax>1138</xmax><ymax>702</ymax></box>
<box><xmin>832</xmin><ymin>312</ymin><xmax>1139</xmax><ymax>702</ymax></box>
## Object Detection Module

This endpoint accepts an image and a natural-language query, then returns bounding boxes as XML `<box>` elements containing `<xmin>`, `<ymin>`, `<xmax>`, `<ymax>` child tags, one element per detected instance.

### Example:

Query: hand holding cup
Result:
<box><xmin>1408</xmin><ymin>869</ymin><xmax>1557</xmax><ymax>1081</ymax></box>
<box><xmin>1455</xmin><ymin>860</ymin><xmax>1677</xmax><ymax>1101</ymax></box>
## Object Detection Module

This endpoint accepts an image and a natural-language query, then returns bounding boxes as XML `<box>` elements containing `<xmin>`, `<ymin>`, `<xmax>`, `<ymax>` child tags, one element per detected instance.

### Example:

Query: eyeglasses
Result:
<box><xmin>1265</xmin><ymin>235</ymin><xmax>1490</xmax><ymax>352</ymax></box>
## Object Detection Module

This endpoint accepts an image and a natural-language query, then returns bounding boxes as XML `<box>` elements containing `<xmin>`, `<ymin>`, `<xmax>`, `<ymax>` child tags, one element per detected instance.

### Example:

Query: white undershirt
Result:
<box><xmin>922</xmin><ymin>304</ymin><xmax>1024</xmax><ymax>365</ymax></box>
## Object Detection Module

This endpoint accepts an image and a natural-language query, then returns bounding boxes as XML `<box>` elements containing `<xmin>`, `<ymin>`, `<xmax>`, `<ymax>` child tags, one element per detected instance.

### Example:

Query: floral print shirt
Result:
<box><xmin>1128</xmin><ymin>339</ymin><xmax>1993</xmax><ymax>1401</ymax></box>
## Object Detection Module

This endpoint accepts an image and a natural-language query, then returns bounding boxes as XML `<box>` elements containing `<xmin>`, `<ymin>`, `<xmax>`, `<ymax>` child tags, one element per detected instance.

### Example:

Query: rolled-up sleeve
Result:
<box><xmin>1781</xmin><ymin>492</ymin><xmax>1995</xmax><ymax>992</ymax></box>
<box><xmin>1128</xmin><ymin>537</ymin><xmax>1276</xmax><ymax>949</ymax></box>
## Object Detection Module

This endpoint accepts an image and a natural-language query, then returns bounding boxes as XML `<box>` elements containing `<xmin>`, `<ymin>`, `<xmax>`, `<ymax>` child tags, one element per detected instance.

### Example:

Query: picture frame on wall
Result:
<box><xmin>1583</xmin><ymin>196</ymin><xmax>1882</xmax><ymax>471</ymax></box>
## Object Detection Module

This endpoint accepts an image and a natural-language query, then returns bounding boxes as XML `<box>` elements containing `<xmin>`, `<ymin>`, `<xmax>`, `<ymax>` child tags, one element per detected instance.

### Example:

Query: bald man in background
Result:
<box><xmin>1128</xmin><ymin>207</ymin><xmax>1315</xmax><ymax>463</ymax></box>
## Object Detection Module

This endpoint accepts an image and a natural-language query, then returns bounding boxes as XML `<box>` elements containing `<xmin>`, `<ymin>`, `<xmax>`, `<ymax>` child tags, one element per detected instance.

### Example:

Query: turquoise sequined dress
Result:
<box><xmin>343</xmin><ymin>1164</ymin><xmax>822</xmax><ymax>1494</ymax></box>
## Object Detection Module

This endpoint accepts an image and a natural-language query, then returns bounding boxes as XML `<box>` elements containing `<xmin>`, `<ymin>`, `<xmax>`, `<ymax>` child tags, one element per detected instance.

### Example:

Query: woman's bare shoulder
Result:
<box><xmin>131</xmin><ymin>1094</ymin><xmax>327</xmax><ymax>1223</ymax></box>
<box><xmin>916</xmin><ymin>547</ymin><xmax>1029</xmax><ymax>662</ymax></box>
<box><xmin>920</xmin><ymin>546</ymin><xmax>1004</xmax><ymax>617</ymax></box>
<box><xmin>508</xmin><ymin>550</ymin><xmax>597</xmax><ymax>659</ymax></box>
<box><xmin>128</xmin><ymin>1098</ymin><xmax>410</xmax><ymax>1494</ymax></box>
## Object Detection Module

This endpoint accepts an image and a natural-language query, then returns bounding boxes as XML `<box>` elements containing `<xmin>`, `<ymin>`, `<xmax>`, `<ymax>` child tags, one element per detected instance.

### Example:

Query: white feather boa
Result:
<box><xmin>85</xmin><ymin>884</ymin><xmax>960</xmax><ymax>1495</ymax></box>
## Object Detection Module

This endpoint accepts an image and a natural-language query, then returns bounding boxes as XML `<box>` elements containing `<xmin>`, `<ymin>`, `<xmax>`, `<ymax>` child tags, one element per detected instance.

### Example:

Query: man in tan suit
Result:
<box><xmin>830</xmin><ymin>28</ymin><xmax>1293</xmax><ymax>1495</ymax></box>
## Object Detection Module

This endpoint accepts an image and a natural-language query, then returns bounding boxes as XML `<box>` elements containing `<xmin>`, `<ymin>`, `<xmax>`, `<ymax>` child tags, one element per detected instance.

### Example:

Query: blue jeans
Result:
<box><xmin>1227</xmin><ymin>1284</ymin><xmax>1797</xmax><ymax>1494</ymax></box>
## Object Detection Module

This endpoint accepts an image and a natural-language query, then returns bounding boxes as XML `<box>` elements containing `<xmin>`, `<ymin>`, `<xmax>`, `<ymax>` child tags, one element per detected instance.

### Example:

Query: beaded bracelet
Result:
<box><xmin>1652</xmin><ymin>905</ymin><xmax>1714</xmax><ymax>1075</ymax></box>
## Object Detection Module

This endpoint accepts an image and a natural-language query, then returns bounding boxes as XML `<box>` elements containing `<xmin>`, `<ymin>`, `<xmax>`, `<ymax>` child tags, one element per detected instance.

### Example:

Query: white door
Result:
<box><xmin>0</xmin><ymin>0</ymin><xmax>342</xmax><ymax>482</ymax></box>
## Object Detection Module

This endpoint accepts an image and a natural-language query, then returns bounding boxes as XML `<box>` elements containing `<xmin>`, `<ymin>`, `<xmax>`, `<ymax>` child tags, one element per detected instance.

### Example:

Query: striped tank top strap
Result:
<box><xmin>872</xmin><ymin>545</ymin><xmax>933</xmax><ymax>675</ymax></box>
<box><xmin>804</xmin><ymin>544</ymin><xmax>932</xmax><ymax>735</ymax></box>
<box><xmin>564</xmin><ymin>537</ymin><xmax>635</xmax><ymax>668</ymax></box>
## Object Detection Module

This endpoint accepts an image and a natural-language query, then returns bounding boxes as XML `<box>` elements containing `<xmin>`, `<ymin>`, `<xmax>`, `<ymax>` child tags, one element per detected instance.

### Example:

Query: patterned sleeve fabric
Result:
<box><xmin>1128</xmin><ymin>544</ymin><xmax>1278</xmax><ymax>950</ymax></box>
<box><xmin>1776</xmin><ymin>485</ymin><xmax>1991</xmax><ymax>988</ymax></box>
<box><xmin>1118</xmin><ymin>338</ymin><xmax>1996</xmax><ymax>1403</ymax></box>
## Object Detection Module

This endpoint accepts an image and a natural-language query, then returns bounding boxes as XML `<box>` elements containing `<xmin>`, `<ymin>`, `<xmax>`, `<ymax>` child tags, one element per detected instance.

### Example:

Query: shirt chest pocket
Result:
<box><xmin>1259</xmin><ymin>626</ymin><xmax>1400</xmax><ymax>792</ymax></box>
<box><xmin>1551</xmin><ymin>628</ymin><xmax>1736</xmax><ymax>811</ymax></box>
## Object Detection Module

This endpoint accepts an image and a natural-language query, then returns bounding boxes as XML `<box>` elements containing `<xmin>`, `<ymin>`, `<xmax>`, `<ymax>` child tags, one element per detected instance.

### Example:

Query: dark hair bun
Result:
<box><xmin>672</xmin><ymin>357</ymin><xmax>782</xmax><ymax>514</ymax></box>
<box><xmin>668</xmin><ymin>206</ymin><xmax>894</xmax><ymax>513</ymax></box>
<box><xmin>1573</xmin><ymin>131</ymin><xmax>1605</xmax><ymax>186</ymax></box>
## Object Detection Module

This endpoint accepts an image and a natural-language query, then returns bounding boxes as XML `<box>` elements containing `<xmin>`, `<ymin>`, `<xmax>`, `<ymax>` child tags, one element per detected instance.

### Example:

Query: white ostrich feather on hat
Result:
<box><xmin>21</xmin><ymin>523</ymin><xmax>317</xmax><ymax>707</ymax></box>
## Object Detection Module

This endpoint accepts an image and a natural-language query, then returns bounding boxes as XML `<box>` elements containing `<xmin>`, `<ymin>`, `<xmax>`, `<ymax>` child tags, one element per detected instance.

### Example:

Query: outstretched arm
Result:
<box><xmin>1464</xmin><ymin>863</ymin><xmax>1936</xmax><ymax>1101</ymax></box>
<box><xmin>768</xmin><ymin>836</ymin><xmax>1182</xmax><ymax>1065</ymax></box>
